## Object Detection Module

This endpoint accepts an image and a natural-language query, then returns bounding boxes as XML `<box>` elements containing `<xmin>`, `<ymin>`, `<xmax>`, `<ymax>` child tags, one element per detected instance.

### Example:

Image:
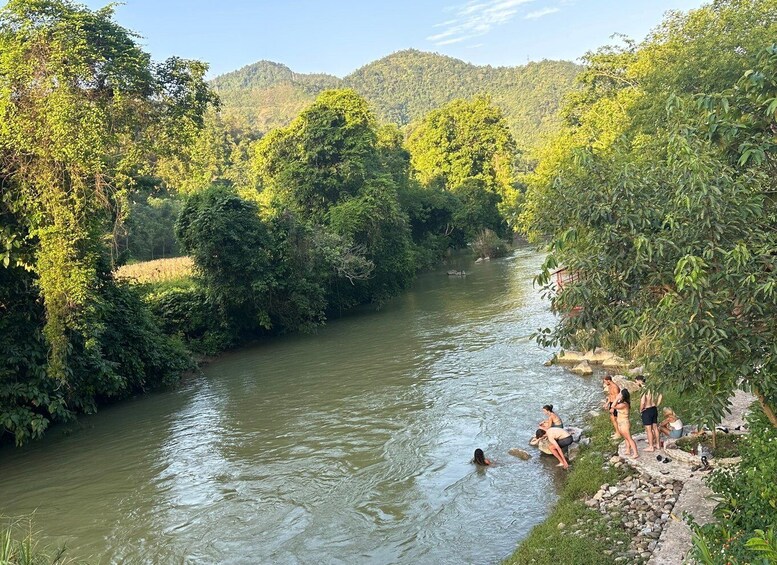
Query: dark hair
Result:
<box><xmin>603</xmin><ymin>375</ymin><xmax>613</xmax><ymax>381</ymax></box>
<box><xmin>473</xmin><ymin>448</ymin><xmax>489</xmax><ymax>465</ymax></box>
<box><xmin>636</xmin><ymin>375</ymin><xmax>646</xmax><ymax>383</ymax></box>
<box><xmin>535</xmin><ymin>429</ymin><xmax>547</xmax><ymax>439</ymax></box>
<box><xmin>543</xmin><ymin>404</ymin><xmax>553</xmax><ymax>412</ymax></box>
<box><xmin>620</xmin><ymin>388</ymin><xmax>632</xmax><ymax>405</ymax></box>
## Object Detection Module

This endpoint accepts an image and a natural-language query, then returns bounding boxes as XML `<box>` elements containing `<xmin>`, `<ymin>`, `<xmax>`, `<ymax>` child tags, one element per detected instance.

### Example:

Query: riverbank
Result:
<box><xmin>504</xmin><ymin>379</ymin><xmax>754</xmax><ymax>565</ymax></box>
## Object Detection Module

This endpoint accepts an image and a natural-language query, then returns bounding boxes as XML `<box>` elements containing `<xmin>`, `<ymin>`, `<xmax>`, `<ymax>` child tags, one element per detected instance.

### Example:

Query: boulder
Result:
<box><xmin>566</xmin><ymin>426</ymin><xmax>584</xmax><ymax>443</ymax></box>
<box><xmin>571</xmin><ymin>360</ymin><xmax>593</xmax><ymax>375</ymax></box>
<box><xmin>612</xmin><ymin>375</ymin><xmax>640</xmax><ymax>392</ymax></box>
<box><xmin>602</xmin><ymin>355</ymin><xmax>629</xmax><ymax>370</ymax></box>
<box><xmin>583</xmin><ymin>347</ymin><xmax>615</xmax><ymax>364</ymax></box>
<box><xmin>628</xmin><ymin>366</ymin><xmax>645</xmax><ymax>377</ymax></box>
<box><xmin>555</xmin><ymin>350</ymin><xmax>586</xmax><ymax>365</ymax></box>
<box><xmin>508</xmin><ymin>448</ymin><xmax>531</xmax><ymax>460</ymax></box>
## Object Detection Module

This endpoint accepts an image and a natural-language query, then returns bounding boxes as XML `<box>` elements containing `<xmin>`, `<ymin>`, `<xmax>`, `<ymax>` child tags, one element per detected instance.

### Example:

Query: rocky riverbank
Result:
<box><xmin>579</xmin><ymin>468</ymin><xmax>684</xmax><ymax>564</ymax></box>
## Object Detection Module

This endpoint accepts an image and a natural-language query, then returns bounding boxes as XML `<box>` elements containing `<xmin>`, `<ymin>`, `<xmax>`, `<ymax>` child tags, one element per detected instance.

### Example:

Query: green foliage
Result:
<box><xmin>253</xmin><ymin>89</ymin><xmax>416</xmax><ymax>307</ymax></box>
<box><xmin>521</xmin><ymin>1</ymin><xmax>777</xmax><ymax>427</ymax></box>
<box><xmin>145</xmin><ymin>283</ymin><xmax>232</xmax><ymax>355</ymax></box>
<box><xmin>120</xmin><ymin>189</ymin><xmax>183</xmax><ymax>262</ymax></box>
<box><xmin>0</xmin><ymin>516</ymin><xmax>70</xmax><ymax>565</ymax></box>
<box><xmin>0</xmin><ymin>0</ymin><xmax>216</xmax><ymax>380</ymax></box>
<box><xmin>407</xmin><ymin>97</ymin><xmax>515</xmax><ymax>193</ymax></box>
<box><xmin>690</xmin><ymin>411</ymin><xmax>777</xmax><ymax>564</ymax></box>
<box><xmin>176</xmin><ymin>183</ymin><xmax>273</xmax><ymax>335</ymax></box>
<box><xmin>210</xmin><ymin>50</ymin><xmax>580</xmax><ymax>151</ymax></box>
<box><xmin>406</xmin><ymin>97</ymin><xmax>517</xmax><ymax>242</ymax></box>
<box><xmin>470</xmin><ymin>229</ymin><xmax>509</xmax><ymax>260</ymax></box>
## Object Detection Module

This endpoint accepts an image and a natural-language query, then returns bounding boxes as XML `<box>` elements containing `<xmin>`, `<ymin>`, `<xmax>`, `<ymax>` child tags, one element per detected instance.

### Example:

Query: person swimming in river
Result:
<box><xmin>539</xmin><ymin>404</ymin><xmax>563</xmax><ymax>429</ymax></box>
<box><xmin>472</xmin><ymin>448</ymin><xmax>492</xmax><ymax>466</ymax></box>
<box><xmin>535</xmin><ymin>428</ymin><xmax>572</xmax><ymax>469</ymax></box>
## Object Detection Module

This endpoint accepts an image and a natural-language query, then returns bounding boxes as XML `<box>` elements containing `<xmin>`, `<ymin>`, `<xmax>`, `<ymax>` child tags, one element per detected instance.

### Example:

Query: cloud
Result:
<box><xmin>427</xmin><ymin>0</ymin><xmax>537</xmax><ymax>46</ymax></box>
<box><xmin>524</xmin><ymin>7</ymin><xmax>559</xmax><ymax>19</ymax></box>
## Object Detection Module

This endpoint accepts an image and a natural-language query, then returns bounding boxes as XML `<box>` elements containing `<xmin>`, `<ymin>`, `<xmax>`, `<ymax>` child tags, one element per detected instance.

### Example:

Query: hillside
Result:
<box><xmin>210</xmin><ymin>50</ymin><xmax>581</xmax><ymax>149</ymax></box>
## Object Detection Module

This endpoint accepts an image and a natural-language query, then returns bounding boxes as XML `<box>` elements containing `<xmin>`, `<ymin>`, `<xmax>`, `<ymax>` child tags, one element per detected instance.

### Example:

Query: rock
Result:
<box><xmin>508</xmin><ymin>448</ymin><xmax>531</xmax><ymax>460</ymax></box>
<box><xmin>628</xmin><ymin>365</ymin><xmax>645</xmax><ymax>376</ymax></box>
<box><xmin>609</xmin><ymin>455</ymin><xmax>621</xmax><ymax>464</ymax></box>
<box><xmin>446</xmin><ymin>270</ymin><xmax>466</xmax><ymax>276</ymax></box>
<box><xmin>571</xmin><ymin>360</ymin><xmax>593</xmax><ymax>375</ymax></box>
<box><xmin>484</xmin><ymin>256</ymin><xmax>491</xmax><ymax>261</ymax></box>
<box><xmin>543</xmin><ymin>357</ymin><xmax>554</xmax><ymax>367</ymax></box>
<box><xmin>612</xmin><ymin>374</ymin><xmax>640</xmax><ymax>392</ymax></box>
<box><xmin>602</xmin><ymin>355</ymin><xmax>629</xmax><ymax>370</ymax></box>
<box><xmin>567</xmin><ymin>443</ymin><xmax>581</xmax><ymax>461</ymax></box>
<box><xmin>583</xmin><ymin>347</ymin><xmax>615</xmax><ymax>364</ymax></box>
<box><xmin>555</xmin><ymin>350</ymin><xmax>586</xmax><ymax>365</ymax></box>
<box><xmin>580</xmin><ymin>436</ymin><xmax>592</xmax><ymax>446</ymax></box>
<box><xmin>565</xmin><ymin>426</ymin><xmax>584</xmax><ymax>442</ymax></box>
<box><xmin>557</xmin><ymin>522</ymin><xmax>565</xmax><ymax>529</ymax></box>
<box><xmin>474</xmin><ymin>257</ymin><xmax>484</xmax><ymax>263</ymax></box>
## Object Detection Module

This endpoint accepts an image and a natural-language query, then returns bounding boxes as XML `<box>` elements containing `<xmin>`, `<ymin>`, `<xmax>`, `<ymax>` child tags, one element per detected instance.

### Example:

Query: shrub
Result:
<box><xmin>690</xmin><ymin>409</ymin><xmax>777</xmax><ymax>564</ymax></box>
<box><xmin>470</xmin><ymin>228</ymin><xmax>509</xmax><ymax>259</ymax></box>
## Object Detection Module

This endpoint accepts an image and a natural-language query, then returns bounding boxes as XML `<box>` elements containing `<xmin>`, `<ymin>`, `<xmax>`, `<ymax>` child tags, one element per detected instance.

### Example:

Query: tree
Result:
<box><xmin>406</xmin><ymin>97</ymin><xmax>517</xmax><ymax>239</ymax></box>
<box><xmin>0</xmin><ymin>0</ymin><xmax>216</xmax><ymax>380</ymax></box>
<box><xmin>520</xmin><ymin>2</ymin><xmax>777</xmax><ymax>427</ymax></box>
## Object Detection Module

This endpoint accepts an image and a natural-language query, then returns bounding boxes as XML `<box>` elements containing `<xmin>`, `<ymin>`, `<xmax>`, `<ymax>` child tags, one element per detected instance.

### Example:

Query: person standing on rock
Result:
<box><xmin>603</xmin><ymin>375</ymin><xmax>621</xmax><ymax>439</ymax></box>
<box><xmin>612</xmin><ymin>389</ymin><xmax>639</xmax><ymax>458</ymax></box>
<box><xmin>636</xmin><ymin>376</ymin><xmax>662</xmax><ymax>452</ymax></box>
<box><xmin>535</xmin><ymin>428</ymin><xmax>572</xmax><ymax>469</ymax></box>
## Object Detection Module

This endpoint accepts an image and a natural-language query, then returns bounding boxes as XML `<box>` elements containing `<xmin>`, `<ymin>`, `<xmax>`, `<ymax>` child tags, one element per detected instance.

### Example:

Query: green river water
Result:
<box><xmin>0</xmin><ymin>247</ymin><xmax>602</xmax><ymax>564</ymax></box>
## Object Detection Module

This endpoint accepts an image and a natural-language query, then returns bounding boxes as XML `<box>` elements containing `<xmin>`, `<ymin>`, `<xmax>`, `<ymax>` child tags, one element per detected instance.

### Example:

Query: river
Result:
<box><xmin>0</xmin><ymin>247</ymin><xmax>602</xmax><ymax>564</ymax></box>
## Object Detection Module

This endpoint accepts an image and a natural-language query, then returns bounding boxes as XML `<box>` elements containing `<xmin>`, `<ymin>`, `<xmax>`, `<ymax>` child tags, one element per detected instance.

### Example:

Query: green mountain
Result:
<box><xmin>210</xmin><ymin>50</ymin><xmax>581</xmax><ymax>149</ymax></box>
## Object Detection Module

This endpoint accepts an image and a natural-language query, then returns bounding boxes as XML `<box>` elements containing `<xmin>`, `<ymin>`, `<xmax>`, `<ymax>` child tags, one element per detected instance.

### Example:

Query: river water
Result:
<box><xmin>0</xmin><ymin>247</ymin><xmax>602</xmax><ymax>564</ymax></box>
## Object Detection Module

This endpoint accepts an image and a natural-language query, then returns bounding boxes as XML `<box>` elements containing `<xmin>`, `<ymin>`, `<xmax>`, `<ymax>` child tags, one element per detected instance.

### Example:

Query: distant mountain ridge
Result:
<box><xmin>210</xmin><ymin>49</ymin><xmax>581</xmax><ymax>149</ymax></box>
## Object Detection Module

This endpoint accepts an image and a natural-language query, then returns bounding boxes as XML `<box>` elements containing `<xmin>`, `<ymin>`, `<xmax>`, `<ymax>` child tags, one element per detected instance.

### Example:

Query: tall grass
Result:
<box><xmin>114</xmin><ymin>256</ymin><xmax>194</xmax><ymax>285</ymax></box>
<box><xmin>0</xmin><ymin>517</ymin><xmax>71</xmax><ymax>564</ymax></box>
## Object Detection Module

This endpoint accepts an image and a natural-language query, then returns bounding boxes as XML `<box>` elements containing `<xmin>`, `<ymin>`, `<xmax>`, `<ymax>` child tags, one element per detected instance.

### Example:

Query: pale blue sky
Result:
<box><xmin>19</xmin><ymin>0</ymin><xmax>709</xmax><ymax>77</ymax></box>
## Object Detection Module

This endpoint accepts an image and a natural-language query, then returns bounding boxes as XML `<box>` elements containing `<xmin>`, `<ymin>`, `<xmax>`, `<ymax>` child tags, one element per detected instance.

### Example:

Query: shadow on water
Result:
<box><xmin>0</xmin><ymin>246</ymin><xmax>602</xmax><ymax>564</ymax></box>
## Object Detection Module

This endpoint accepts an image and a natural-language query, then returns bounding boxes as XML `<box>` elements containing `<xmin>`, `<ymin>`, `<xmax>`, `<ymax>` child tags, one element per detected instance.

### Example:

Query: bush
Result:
<box><xmin>145</xmin><ymin>283</ymin><xmax>234</xmax><ymax>355</ymax></box>
<box><xmin>470</xmin><ymin>228</ymin><xmax>509</xmax><ymax>259</ymax></box>
<box><xmin>690</xmin><ymin>409</ymin><xmax>777</xmax><ymax>564</ymax></box>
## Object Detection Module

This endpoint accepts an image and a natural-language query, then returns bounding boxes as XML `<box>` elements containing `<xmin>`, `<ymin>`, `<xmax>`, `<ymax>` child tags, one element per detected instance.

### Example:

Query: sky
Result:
<box><xmin>26</xmin><ymin>0</ymin><xmax>709</xmax><ymax>78</ymax></box>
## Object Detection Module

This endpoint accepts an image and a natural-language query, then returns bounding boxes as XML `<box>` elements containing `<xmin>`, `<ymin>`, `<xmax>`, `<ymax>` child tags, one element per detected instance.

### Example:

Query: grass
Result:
<box><xmin>504</xmin><ymin>412</ymin><xmax>632</xmax><ymax>565</ymax></box>
<box><xmin>114</xmin><ymin>256</ymin><xmax>194</xmax><ymax>285</ymax></box>
<box><xmin>0</xmin><ymin>517</ymin><xmax>74</xmax><ymax>564</ymax></box>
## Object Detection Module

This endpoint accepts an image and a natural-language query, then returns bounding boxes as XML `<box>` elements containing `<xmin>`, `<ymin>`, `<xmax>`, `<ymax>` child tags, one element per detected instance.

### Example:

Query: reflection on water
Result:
<box><xmin>0</xmin><ymin>247</ymin><xmax>602</xmax><ymax>564</ymax></box>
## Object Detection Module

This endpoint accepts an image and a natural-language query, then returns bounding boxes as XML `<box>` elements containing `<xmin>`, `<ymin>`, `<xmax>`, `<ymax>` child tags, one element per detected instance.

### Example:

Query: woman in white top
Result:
<box><xmin>659</xmin><ymin>407</ymin><xmax>683</xmax><ymax>440</ymax></box>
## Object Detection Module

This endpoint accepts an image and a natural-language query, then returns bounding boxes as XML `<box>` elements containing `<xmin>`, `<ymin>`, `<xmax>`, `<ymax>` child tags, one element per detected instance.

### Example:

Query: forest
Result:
<box><xmin>210</xmin><ymin>50</ymin><xmax>581</xmax><ymax>151</ymax></box>
<box><xmin>0</xmin><ymin>0</ymin><xmax>524</xmax><ymax>446</ymax></box>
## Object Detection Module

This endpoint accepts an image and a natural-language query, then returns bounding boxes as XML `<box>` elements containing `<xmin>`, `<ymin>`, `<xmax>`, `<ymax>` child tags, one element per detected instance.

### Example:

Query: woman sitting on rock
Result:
<box><xmin>535</xmin><ymin>428</ymin><xmax>572</xmax><ymax>469</ymax></box>
<box><xmin>539</xmin><ymin>404</ymin><xmax>564</xmax><ymax>429</ymax></box>
<box><xmin>612</xmin><ymin>389</ymin><xmax>639</xmax><ymax>458</ymax></box>
<box><xmin>658</xmin><ymin>408</ymin><xmax>684</xmax><ymax>443</ymax></box>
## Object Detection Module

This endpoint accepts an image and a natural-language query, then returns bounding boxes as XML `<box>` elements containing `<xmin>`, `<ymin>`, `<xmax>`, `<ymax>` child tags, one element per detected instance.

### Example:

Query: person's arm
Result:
<box><xmin>656</xmin><ymin>393</ymin><xmax>663</xmax><ymax>407</ymax></box>
<box><xmin>640</xmin><ymin>393</ymin><xmax>646</xmax><ymax>412</ymax></box>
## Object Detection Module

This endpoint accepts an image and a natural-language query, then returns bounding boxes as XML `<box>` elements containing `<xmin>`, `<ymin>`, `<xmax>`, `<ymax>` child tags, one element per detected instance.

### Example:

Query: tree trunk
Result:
<box><xmin>754</xmin><ymin>387</ymin><xmax>777</xmax><ymax>429</ymax></box>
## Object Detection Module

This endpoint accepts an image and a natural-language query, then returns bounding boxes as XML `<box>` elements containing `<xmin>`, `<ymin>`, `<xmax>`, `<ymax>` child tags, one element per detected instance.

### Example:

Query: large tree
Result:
<box><xmin>520</xmin><ymin>0</ymin><xmax>777</xmax><ymax>427</ymax></box>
